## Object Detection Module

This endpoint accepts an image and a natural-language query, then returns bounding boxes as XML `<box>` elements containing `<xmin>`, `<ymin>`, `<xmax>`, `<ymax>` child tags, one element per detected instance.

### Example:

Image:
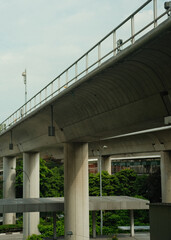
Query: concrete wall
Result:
<box><xmin>150</xmin><ymin>204</ymin><xmax>171</xmax><ymax>240</ymax></box>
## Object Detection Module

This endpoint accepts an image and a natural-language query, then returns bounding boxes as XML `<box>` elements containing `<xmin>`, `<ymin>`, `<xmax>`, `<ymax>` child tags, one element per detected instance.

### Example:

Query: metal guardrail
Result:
<box><xmin>0</xmin><ymin>0</ymin><xmax>170</xmax><ymax>134</ymax></box>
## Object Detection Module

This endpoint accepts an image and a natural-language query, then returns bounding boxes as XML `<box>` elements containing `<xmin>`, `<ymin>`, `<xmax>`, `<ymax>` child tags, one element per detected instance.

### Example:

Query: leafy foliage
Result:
<box><xmin>14</xmin><ymin>158</ymin><xmax>161</xmax><ymax>238</ymax></box>
<box><xmin>15</xmin><ymin>158</ymin><xmax>23</xmax><ymax>198</ymax></box>
<box><xmin>15</xmin><ymin>158</ymin><xmax>64</xmax><ymax>198</ymax></box>
<box><xmin>89</xmin><ymin>169</ymin><xmax>138</xmax><ymax>197</ymax></box>
<box><xmin>27</xmin><ymin>234</ymin><xmax>42</xmax><ymax>240</ymax></box>
<box><xmin>146</xmin><ymin>168</ymin><xmax>161</xmax><ymax>202</ymax></box>
<box><xmin>38</xmin><ymin>216</ymin><xmax>64</xmax><ymax>238</ymax></box>
<box><xmin>0</xmin><ymin>219</ymin><xmax>22</xmax><ymax>233</ymax></box>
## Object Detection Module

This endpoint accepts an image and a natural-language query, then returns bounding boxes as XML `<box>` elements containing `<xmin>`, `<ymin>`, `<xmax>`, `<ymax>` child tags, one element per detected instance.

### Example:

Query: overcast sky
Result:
<box><xmin>0</xmin><ymin>0</ymin><xmax>164</xmax><ymax>122</ymax></box>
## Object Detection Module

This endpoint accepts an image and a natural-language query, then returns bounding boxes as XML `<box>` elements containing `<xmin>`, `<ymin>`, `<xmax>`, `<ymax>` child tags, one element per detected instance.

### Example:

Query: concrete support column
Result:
<box><xmin>3</xmin><ymin>156</ymin><xmax>16</xmax><ymax>224</ymax></box>
<box><xmin>92</xmin><ymin>211</ymin><xmax>96</xmax><ymax>238</ymax></box>
<box><xmin>161</xmin><ymin>151</ymin><xmax>171</xmax><ymax>203</ymax></box>
<box><xmin>23</xmin><ymin>152</ymin><xmax>40</xmax><ymax>240</ymax></box>
<box><xmin>64</xmin><ymin>143</ymin><xmax>89</xmax><ymax>240</ymax></box>
<box><xmin>101</xmin><ymin>156</ymin><xmax>111</xmax><ymax>174</ymax></box>
<box><xmin>130</xmin><ymin>210</ymin><xmax>134</xmax><ymax>237</ymax></box>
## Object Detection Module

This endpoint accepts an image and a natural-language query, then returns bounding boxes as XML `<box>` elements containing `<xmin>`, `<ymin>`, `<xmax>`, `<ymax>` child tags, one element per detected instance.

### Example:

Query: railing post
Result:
<box><xmin>58</xmin><ymin>77</ymin><xmax>60</xmax><ymax>93</ymax></box>
<box><xmin>30</xmin><ymin>101</ymin><xmax>32</xmax><ymax>112</ymax></box>
<box><xmin>45</xmin><ymin>87</ymin><xmax>47</xmax><ymax>101</ymax></box>
<box><xmin>86</xmin><ymin>54</ymin><xmax>88</xmax><ymax>74</ymax></box>
<box><xmin>75</xmin><ymin>62</ymin><xmax>78</xmax><ymax>81</ymax></box>
<box><xmin>98</xmin><ymin>43</ymin><xmax>101</xmax><ymax>66</ymax></box>
<box><xmin>153</xmin><ymin>0</ymin><xmax>157</xmax><ymax>27</ymax></box>
<box><xmin>113</xmin><ymin>31</ymin><xmax>116</xmax><ymax>56</ymax></box>
<box><xmin>51</xmin><ymin>82</ymin><xmax>53</xmax><ymax>97</ymax></box>
<box><xmin>34</xmin><ymin>96</ymin><xmax>36</xmax><ymax>109</ymax></box>
<box><xmin>66</xmin><ymin>70</ymin><xmax>68</xmax><ymax>87</ymax></box>
<box><xmin>25</xmin><ymin>104</ymin><xmax>27</xmax><ymax>116</ymax></box>
<box><xmin>39</xmin><ymin>92</ymin><xmax>41</xmax><ymax>105</ymax></box>
<box><xmin>131</xmin><ymin>16</ymin><xmax>135</xmax><ymax>44</ymax></box>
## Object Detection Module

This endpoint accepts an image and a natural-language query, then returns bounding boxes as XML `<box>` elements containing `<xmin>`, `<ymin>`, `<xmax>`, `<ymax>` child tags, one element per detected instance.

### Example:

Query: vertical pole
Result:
<box><xmin>53</xmin><ymin>212</ymin><xmax>57</xmax><ymax>240</ymax></box>
<box><xmin>131</xmin><ymin>16</ymin><xmax>135</xmax><ymax>44</ymax></box>
<box><xmin>45</xmin><ymin>87</ymin><xmax>47</xmax><ymax>100</ymax></box>
<box><xmin>98</xmin><ymin>152</ymin><xmax>103</xmax><ymax>236</ymax></box>
<box><xmin>39</xmin><ymin>92</ymin><xmax>41</xmax><ymax>105</ymax></box>
<box><xmin>130</xmin><ymin>210</ymin><xmax>134</xmax><ymax>237</ymax></box>
<box><xmin>75</xmin><ymin>62</ymin><xmax>78</xmax><ymax>81</ymax></box>
<box><xmin>92</xmin><ymin>211</ymin><xmax>96</xmax><ymax>238</ymax></box>
<box><xmin>34</xmin><ymin>96</ymin><xmax>36</xmax><ymax>109</ymax></box>
<box><xmin>65</xmin><ymin>70</ymin><xmax>68</xmax><ymax>87</ymax></box>
<box><xmin>58</xmin><ymin>77</ymin><xmax>60</xmax><ymax>93</ymax></box>
<box><xmin>153</xmin><ymin>0</ymin><xmax>157</xmax><ymax>27</ymax></box>
<box><xmin>113</xmin><ymin>31</ymin><xmax>116</xmax><ymax>56</ymax></box>
<box><xmin>25</xmin><ymin>70</ymin><xmax>27</xmax><ymax>103</ymax></box>
<box><xmin>98</xmin><ymin>43</ymin><xmax>101</xmax><ymax>66</ymax></box>
<box><xmin>51</xmin><ymin>82</ymin><xmax>54</xmax><ymax>97</ymax></box>
<box><xmin>86</xmin><ymin>54</ymin><xmax>88</xmax><ymax>74</ymax></box>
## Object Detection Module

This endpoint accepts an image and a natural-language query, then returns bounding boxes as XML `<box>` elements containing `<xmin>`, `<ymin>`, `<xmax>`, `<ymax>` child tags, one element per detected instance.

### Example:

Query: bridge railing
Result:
<box><xmin>0</xmin><ymin>0</ymin><xmax>170</xmax><ymax>134</ymax></box>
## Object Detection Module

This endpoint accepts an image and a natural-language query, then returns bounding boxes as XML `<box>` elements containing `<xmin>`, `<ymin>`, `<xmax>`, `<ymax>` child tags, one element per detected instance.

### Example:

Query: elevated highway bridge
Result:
<box><xmin>0</xmin><ymin>1</ymin><xmax>171</xmax><ymax>239</ymax></box>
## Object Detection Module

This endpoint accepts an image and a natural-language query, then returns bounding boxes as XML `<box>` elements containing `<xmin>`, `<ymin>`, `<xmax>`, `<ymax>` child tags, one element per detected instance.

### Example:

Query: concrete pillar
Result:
<box><xmin>92</xmin><ymin>211</ymin><xmax>96</xmax><ymax>238</ymax></box>
<box><xmin>98</xmin><ymin>156</ymin><xmax>111</xmax><ymax>174</ymax></box>
<box><xmin>130</xmin><ymin>210</ymin><xmax>134</xmax><ymax>237</ymax></box>
<box><xmin>23</xmin><ymin>152</ymin><xmax>40</xmax><ymax>240</ymax></box>
<box><xmin>101</xmin><ymin>156</ymin><xmax>111</xmax><ymax>174</ymax></box>
<box><xmin>161</xmin><ymin>151</ymin><xmax>171</xmax><ymax>203</ymax></box>
<box><xmin>3</xmin><ymin>156</ymin><xmax>16</xmax><ymax>224</ymax></box>
<box><xmin>64</xmin><ymin>143</ymin><xmax>89</xmax><ymax>240</ymax></box>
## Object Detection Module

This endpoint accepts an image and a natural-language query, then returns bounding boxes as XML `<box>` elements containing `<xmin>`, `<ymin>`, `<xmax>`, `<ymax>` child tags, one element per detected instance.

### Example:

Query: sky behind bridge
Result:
<box><xmin>0</xmin><ymin>0</ymin><xmax>164</xmax><ymax>122</ymax></box>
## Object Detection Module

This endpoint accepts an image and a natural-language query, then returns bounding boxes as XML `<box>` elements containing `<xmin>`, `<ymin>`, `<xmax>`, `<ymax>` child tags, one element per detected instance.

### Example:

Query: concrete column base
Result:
<box><xmin>3</xmin><ymin>156</ymin><xmax>16</xmax><ymax>224</ymax></box>
<box><xmin>64</xmin><ymin>143</ymin><xmax>89</xmax><ymax>240</ymax></box>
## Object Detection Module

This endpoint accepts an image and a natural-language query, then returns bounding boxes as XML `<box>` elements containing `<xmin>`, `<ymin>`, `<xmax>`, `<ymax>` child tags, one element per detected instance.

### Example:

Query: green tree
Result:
<box><xmin>146</xmin><ymin>168</ymin><xmax>161</xmax><ymax>202</ymax></box>
<box><xmin>15</xmin><ymin>158</ymin><xmax>23</xmax><ymax>198</ymax></box>
<box><xmin>40</xmin><ymin>159</ymin><xmax>54</xmax><ymax>197</ymax></box>
<box><xmin>115</xmin><ymin>169</ymin><xmax>137</xmax><ymax>196</ymax></box>
<box><xmin>15</xmin><ymin>158</ymin><xmax>64</xmax><ymax>198</ymax></box>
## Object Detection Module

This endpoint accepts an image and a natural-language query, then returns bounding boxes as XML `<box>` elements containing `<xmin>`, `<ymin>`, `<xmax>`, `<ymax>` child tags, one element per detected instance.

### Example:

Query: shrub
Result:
<box><xmin>112</xmin><ymin>235</ymin><xmax>118</xmax><ymax>240</ymax></box>
<box><xmin>0</xmin><ymin>224</ymin><xmax>22</xmax><ymax>233</ymax></box>
<box><xmin>27</xmin><ymin>234</ymin><xmax>42</xmax><ymax>240</ymax></box>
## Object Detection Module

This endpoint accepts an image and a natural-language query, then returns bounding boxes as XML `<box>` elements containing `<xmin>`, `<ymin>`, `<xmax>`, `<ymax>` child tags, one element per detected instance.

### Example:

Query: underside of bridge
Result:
<box><xmin>0</xmin><ymin>17</ymin><xmax>171</xmax><ymax>156</ymax></box>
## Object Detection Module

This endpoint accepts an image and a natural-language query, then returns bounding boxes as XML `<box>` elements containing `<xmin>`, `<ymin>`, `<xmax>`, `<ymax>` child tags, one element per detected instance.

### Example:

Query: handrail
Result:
<box><xmin>0</xmin><ymin>0</ymin><xmax>169</xmax><ymax>135</ymax></box>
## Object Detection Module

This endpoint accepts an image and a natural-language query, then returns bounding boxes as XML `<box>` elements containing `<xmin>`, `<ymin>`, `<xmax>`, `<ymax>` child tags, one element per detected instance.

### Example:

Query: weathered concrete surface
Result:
<box><xmin>64</xmin><ymin>143</ymin><xmax>89</xmax><ymax>240</ymax></box>
<box><xmin>3</xmin><ymin>157</ymin><xmax>16</xmax><ymax>225</ymax></box>
<box><xmin>161</xmin><ymin>151</ymin><xmax>171</xmax><ymax>203</ymax></box>
<box><xmin>150</xmin><ymin>203</ymin><xmax>171</xmax><ymax>240</ymax></box>
<box><xmin>0</xmin><ymin>233</ymin><xmax>150</xmax><ymax>240</ymax></box>
<box><xmin>0</xmin><ymin>197</ymin><xmax>149</xmax><ymax>213</ymax></box>
<box><xmin>23</xmin><ymin>153</ymin><xmax>40</xmax><ymax>239</ymax></box>
<box><xmin>0</xmin><ymin>18</ymin><xmax>171</xmax><ymax>158</ymax></box>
